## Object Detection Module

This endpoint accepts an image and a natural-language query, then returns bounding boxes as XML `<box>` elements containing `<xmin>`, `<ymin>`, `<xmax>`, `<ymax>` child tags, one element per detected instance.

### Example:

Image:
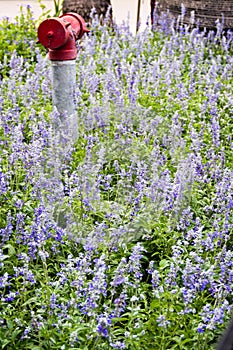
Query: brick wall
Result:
<box><xmin>157</xmin><ymin>0</ymin><xmax>233</xmax><ymax>28</ymax></box>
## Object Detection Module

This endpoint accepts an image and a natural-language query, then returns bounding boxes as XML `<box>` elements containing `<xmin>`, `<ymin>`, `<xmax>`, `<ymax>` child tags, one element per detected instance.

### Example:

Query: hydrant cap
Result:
<box><xmin>60</xmin><ymin>12</ymin><xmax>90</xmax><ymax>39</ymax></box>
<box><xmin>38</xmin><ymin>18</ymin><xmax>69</xmax><ymax>50</ymax></box>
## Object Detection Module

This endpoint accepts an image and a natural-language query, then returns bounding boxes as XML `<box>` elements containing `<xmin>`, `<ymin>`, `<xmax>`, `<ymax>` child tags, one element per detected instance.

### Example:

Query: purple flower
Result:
<box><xmin>128</xmin><ymin>243</ymin><xmax>145</xmax><ymax>282</ymax></box>
<box><xmin>96</xmin><ymin>314</ymin><xmax>111</xmax><ymax>338</ymax></box>
<box><xmin>156</xmin><ymin>315</ymin><xmax>170</xmax><ymax>328</ymax></box>
<box><xmin>110</xmin><ymin>341</ymin><xmax>126</xmax><ymax>349</ymax></box>
<box><xmin>0</xmin><ymin>170</ymin><xmax>8</xmax><ymax>195</ymax></box>
<box><xmin>110</xmin><ymin>257</ymin><xmax>128</xmax><ymax>289</ymax></box>
<box><xmin>21</xmin><ymin>326</ymin><xmax>31</xmax><ymax>339</ymax></box>
<box><xmin>0</xmin><ymin>213</ymin><xmax>14</xmax><ymax>243</ymax></box>
<box><xmin>0</xmin><ymin>272</ymin><xmax>9</xmax><ymax>288</ymax></box>
<box><xmin>50</xmin><ymin>293</ymin><xmax>57</xmax><ymax>310</ymax></box>
<box><xmin>113</xmin><ymin>292</ymin><xmax>127</xmax><ymax>317</ymax></box>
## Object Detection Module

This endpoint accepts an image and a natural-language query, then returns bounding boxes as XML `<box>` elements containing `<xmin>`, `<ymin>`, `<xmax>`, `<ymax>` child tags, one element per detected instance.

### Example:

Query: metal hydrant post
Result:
<box><xmin>37</xmin><ymin>13</ymin><xmax>89</xmax><ymax>140</ymax></box>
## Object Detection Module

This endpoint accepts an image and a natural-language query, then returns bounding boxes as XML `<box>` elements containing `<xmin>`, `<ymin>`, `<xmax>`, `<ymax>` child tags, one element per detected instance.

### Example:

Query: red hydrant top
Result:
<box><xmin>37</xmin><ymin>13</ymin><xmax>89</xmax><ymax>61</ymax></box>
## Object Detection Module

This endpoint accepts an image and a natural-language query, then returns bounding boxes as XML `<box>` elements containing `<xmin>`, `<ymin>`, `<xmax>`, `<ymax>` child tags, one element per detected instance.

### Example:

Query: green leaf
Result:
<box><xmin>150</xmin><ymin>299</ymin><xmax>160</xmax><ymax>310</ymax></box>
<box><xmin>159</xmin><ymin>259</ymin><xmax>170</xmax><ymax>269</ymax></box>
<box><xmin>2</xmin><ymin>339</ymin><xmax>11</xmax><ymax>349</ymax></box>
<box><xmin>11</xmin><ymin>328</ymin><xmax>21</xmax><ymax>340</ymax></box>
<box><xmin>26</xmin><ymin>345</ymin><xmax>42</xmax><ymax>350</ymax></box>
<box><xmin>7</xmin><ymin>320</ymin><xmax>14</xmax><ymax>330</ymax></box>
<box><xmin>22</xmin><ymin>297</ymin><xmax>38</xmax><ymax>307</ymax></box>
<box><xmin>3</xmin><ymin>244</ymin><xmax>15</xmax><ymax>257</ymax></box>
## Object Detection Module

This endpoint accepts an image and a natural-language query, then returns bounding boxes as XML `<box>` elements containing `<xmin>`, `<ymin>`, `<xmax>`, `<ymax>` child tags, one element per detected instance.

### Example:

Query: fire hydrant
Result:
<box><xmin>37</xmin><ymin>13</ymin><xmax>89</xmax><ymax>140</ymax></box>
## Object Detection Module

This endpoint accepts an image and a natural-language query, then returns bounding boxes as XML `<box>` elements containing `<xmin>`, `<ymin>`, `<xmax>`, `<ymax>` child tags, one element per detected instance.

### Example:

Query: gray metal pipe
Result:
<box><xmin>51</xmin><ymin>60</ymin><xmax>78</xmax><ymax>141</ymax></box>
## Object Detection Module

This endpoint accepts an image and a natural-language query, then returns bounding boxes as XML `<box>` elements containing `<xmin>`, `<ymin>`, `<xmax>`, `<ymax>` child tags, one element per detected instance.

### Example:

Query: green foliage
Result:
<box><xmin>0</xmin><ymin>7</ymin><xmax>36</xmax><ymax>62</ymax></box>
<box><xmin>0</xmin><ymin>3</ymin><xmax>51</xmax><ymax>77</ymax></box>
<box><xmin>53</xmin><ymin>0</ymin><xmax>63</xmax><ymax>17</ymax></box>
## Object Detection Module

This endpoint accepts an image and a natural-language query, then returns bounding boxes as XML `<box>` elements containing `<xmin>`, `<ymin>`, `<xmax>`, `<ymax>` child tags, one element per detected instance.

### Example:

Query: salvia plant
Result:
<box><xmin>1</xmin><ymin>4</ymin><xmax>233</xmax><ymax>350</ymax></box>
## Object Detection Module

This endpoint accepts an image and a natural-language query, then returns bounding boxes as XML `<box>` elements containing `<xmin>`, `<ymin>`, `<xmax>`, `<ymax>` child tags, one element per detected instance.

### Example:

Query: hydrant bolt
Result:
<box><xmin>47</xmin><ymin>31</ymin><xmax>53</xmax><ymax>38</ymax></box>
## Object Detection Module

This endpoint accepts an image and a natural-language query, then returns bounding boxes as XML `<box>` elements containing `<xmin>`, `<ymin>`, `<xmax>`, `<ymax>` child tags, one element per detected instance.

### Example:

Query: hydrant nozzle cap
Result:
<box><xmin>59</xmin><ymin>13</ymin><xmax>90</xmax><ymax>39</ymax></box>
<box><xmin>38</xmin><ymin>18</ymin><xmax>70</xmax><ymax>50</ymax></box>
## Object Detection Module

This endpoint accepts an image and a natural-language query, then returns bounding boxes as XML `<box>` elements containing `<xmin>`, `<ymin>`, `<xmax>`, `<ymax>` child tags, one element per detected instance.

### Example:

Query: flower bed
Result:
<box><xmin>1</xmin><ymin>7</ymin><xmax>233</xmax><ymax>350</ymax></box>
